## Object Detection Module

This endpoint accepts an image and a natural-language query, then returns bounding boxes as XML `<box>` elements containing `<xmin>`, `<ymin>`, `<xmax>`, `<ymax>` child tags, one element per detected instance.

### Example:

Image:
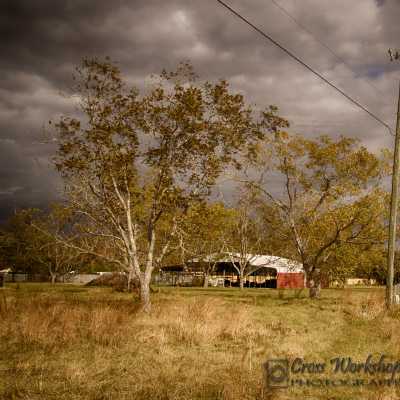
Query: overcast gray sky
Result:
<box><xmin>1</xmin><ymin>0</ymin><xmax>400</xmax><ymax>222</ymax></box>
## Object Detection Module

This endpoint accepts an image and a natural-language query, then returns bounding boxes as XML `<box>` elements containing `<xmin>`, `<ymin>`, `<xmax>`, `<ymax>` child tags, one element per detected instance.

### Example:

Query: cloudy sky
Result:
<box><xmin>1</xmin><ymin>0</ymin><xmax>400</xmax><ymax>222</ymax></box>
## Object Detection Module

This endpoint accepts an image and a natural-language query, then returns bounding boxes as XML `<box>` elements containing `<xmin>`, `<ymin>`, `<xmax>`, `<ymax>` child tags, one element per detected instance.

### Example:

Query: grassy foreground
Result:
<box><xmin>1</xmin><ymin>284</ymin><xmax>400</xmax><ymax>399</ymax></box>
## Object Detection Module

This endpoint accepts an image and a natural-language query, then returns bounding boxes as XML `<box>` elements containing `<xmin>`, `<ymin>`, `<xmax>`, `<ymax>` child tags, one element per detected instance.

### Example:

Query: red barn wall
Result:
<box><xmin>277</xmin><ymin>272</ymin><xmax>305</xmax><ymax>289</ymax></box>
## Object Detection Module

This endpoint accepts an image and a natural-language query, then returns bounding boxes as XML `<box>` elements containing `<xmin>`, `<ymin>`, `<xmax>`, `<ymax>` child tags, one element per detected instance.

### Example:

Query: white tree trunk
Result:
<box><xmin>307</xmin><ymin>266</ymin><xmax>321</xmax><ymax>299</ymax></box>
<box><xmin>127</xmin><ymin>267</ymin><xmax>136</xmax><ymax>292</ymax></box>
<box><xmin>309</xmin><ymin>279</ymin><xmax>321</xmax><ymax>298</ymax></box>
<box><xmin>139</xmin><ymin>271</ymin><xmax>152</xmax><ymax>313</ymax></box>
<box><xmin>239</xmin><ymin>271</ymin><xmax>244</xmax><ymax>289</ymax></box>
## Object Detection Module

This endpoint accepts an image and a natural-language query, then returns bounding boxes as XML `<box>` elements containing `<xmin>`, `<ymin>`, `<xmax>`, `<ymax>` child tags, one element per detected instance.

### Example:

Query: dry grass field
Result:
<box><xmin>1</xmin><ymin>284</ymin><xmax>400</xmax><ymax>399</ymax></box>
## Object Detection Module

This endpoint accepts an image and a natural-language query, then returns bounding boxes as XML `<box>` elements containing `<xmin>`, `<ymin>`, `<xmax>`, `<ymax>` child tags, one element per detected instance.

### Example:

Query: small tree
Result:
<box><xmin>179</xmin><ymin>202</ymin><xmax>235</xmax><ymax>287</ymax></box>
<box><xmin>389</xmin><ymin>48</ymin><xmax>400</xmax><ymax>61</ymax></box>
<box><xmin>223</xmin><ymin>186</ymin><xmax>277</xmax><ymax>289</ymax></box>
<box><xmin>1</xmin><ymin>207</ymin><xmax>82</xmax><ymax>282</ymax></box>
<box><xmin>31</xmin><ymin>204</ymin><xmax>81</xmax><ymax>283</ymax></box>
<box><xmin>0</xmin><ymin>210</ymin><xmax>36</xmax><ymax>274</ymax></box>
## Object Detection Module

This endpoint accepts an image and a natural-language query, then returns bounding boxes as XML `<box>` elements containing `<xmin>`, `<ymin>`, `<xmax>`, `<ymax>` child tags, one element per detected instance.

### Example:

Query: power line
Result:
<box><xmin>215</xmin><ymin>0</ymin><xmax>394</xmax><ymax>136</ymax></box>
<box><xmin>269</xmin><ymin>0</ymin><xmax>387</xmax><ymax>99</ymax></box>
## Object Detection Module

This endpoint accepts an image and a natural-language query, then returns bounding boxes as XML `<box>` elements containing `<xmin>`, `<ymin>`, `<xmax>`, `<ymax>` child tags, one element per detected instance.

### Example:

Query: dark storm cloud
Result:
<box><xmin>1</xmin><ymin>0</ymin><xmax>400</xmax><ymax>223</ymax></box>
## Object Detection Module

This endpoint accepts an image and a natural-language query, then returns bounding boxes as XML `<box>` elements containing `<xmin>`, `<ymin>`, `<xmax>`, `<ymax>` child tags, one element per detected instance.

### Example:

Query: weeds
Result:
<box><xmin>0</xmin><ymin>284</ymin><xmax>399</xmax><ymax>399</ymax></box>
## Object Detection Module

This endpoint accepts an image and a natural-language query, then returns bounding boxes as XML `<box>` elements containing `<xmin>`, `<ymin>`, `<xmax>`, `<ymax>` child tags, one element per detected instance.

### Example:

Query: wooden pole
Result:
<box><xmin>386</xmin><ymin>81</ymin><xmax>400</xmax><ymax>308</ymax></box>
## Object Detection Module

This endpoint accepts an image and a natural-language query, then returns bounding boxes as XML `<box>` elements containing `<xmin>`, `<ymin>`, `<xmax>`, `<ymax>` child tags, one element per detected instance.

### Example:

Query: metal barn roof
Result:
<box><xmin>190</xmin><ymin>253</ymin><xmax>304</xmax><ymax>274</ymax></box>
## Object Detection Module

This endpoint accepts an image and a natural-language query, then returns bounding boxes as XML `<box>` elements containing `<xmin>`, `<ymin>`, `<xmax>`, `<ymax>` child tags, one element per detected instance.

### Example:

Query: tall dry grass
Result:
<box><xmin>0</xmin><ymin>289</ymin><xmax>278</xmax><ymax>399</ymax></box>
<box><xmin>1</xmin><ymin>285</ymin><xmax>400</xmax><ymax>400</ymax></box>
<box><xmin>341</xmin><ymin>289</ymin><xmax>386</xmax><ymax>320</ymax></box>
<box><xmin>0</xmin><ymin>293</ymin><xmax>132</xmax><ymax>349</ymax></box>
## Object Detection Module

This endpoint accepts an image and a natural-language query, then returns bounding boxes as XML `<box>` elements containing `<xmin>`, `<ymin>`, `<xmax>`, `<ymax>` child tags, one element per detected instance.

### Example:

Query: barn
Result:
<box><xmin>246</xmin><ymin>254</ymin><xmax>305</xmax><ymax>289</ymax></box>
<box><xmin>158</xmin><ymin>253</ymin><xmax>306</xmax><ymax>289</ymax></box>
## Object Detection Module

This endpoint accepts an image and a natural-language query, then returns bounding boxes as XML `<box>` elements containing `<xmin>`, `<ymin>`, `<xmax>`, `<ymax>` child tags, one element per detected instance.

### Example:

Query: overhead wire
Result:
<box><xmin>215</xmin><ymin>0</ymin><xmax>394</xmax><ymax>136</ymax></box>
<box><xmin>269</xmin><ymin>0</ymin><xmax>387</xmax><ymax>99</ymax></box>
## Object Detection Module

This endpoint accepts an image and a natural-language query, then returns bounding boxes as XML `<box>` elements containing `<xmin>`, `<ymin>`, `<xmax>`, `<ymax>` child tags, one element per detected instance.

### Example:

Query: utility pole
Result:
<box><xmin>386</xmin><ymin>81</ymin><xmax>400</xmax><ymax>308</ymax></box>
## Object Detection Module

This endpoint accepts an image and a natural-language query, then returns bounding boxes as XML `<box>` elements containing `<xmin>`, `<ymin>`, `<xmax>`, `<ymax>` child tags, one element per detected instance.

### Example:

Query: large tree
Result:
<box><xmin>252</xmin><ymin>132</ymin><xmax>389</xmax><ymax>298</ymax></box>
<box><xmin>52</xmin><ymin>58</ymin><xmax>283</xmax><ymax>312</ymax></box>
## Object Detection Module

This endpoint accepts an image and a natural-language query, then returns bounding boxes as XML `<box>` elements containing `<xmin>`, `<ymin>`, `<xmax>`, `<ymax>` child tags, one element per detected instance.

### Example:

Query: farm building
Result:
<box><xmin>157</xmin><ymin>253</ymin><xmax>306</xmax><ymax>289</ymax></box>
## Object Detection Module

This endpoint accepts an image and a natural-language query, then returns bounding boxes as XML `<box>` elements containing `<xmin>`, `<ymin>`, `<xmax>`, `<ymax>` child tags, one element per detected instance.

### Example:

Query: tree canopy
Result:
<box><xmin>51</xmin><ymin>58</ymin><xmax>285</xmax><ymax>311</ymax></box>
<box><xmin>251</xmin><ymin>132</ymin><xmax>390</xmax><ymax>297</ymax></box>
<box><xmin>0</xmin><ymin>58</ymin><xmax>393</xmax><ymax>304</ymax></box>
